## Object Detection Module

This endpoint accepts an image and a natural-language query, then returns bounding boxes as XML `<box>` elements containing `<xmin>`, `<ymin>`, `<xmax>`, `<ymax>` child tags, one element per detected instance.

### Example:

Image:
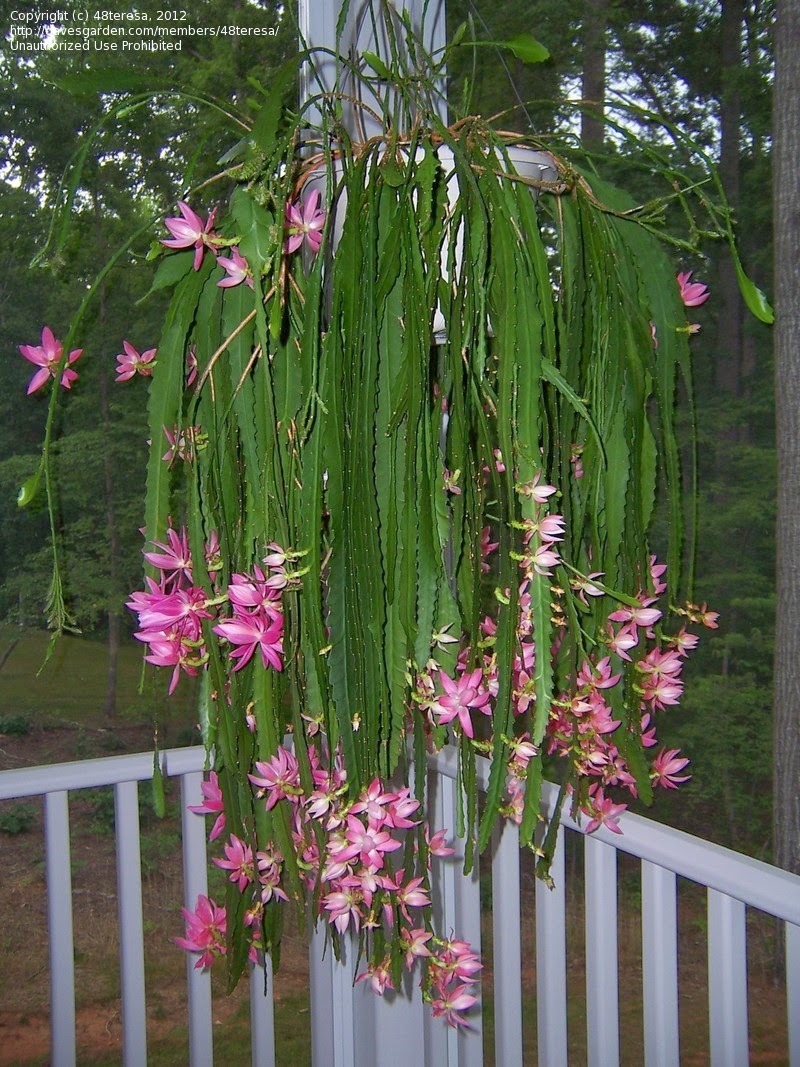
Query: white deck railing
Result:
<box><xmin>1</xmin><ymin>745</ymin><xmax>799</xmax><ymax>1067</ymax></box>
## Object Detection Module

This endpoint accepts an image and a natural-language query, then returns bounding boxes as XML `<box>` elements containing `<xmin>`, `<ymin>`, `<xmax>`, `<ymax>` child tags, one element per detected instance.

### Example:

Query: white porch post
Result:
<box><xmin>298</xmin><ymin>0</ymin><xmax>448</xmax><ymax>135</ymax></box>
<box><xmin>300</xmin><ymin>6</ymin><xmax>454</xmax><ymax>1066</ymax></box>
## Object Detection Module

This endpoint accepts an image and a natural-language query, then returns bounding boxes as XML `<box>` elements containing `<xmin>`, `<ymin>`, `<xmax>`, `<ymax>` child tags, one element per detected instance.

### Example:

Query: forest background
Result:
<box><xmin>0</xmin><ymin>0</ymin><xmax>779</xmax><ymax>861</ymax></box>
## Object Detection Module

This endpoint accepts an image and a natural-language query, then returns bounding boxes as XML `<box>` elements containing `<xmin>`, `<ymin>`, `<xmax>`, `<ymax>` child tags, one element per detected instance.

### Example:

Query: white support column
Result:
<box><xmin>309</xmin><ymin>924</ymin><xmax>337</xmax><ymax>1067</ymax></box>
<box><xmin>491</xmin><ymin>818</ymin><xmax>523</xmax><ymax>1067</ymax></box>
<box><xmin>181</xmin><ymin>771</ymin><xmax>214</xmax><ymax>1067</ymax></box>
<box><xmin>309</xmin><ymin>927</ymin><xmax>363</xmax><ymax>1067</ymax></box>
<box><xmin>535</xmin><ymin>825</ymin><xmax>568</xmax><ymax>1067</ymax></box>
<box><xmin>249</xmin><ymin>956</ymin><xmax>276</xmax><ymax>1067</ymax></box>
<box><xmin>45</xmin><ymin>790</ymin><xmax>76</xmax><ymax>1067</ymax></box>
<box><xmin>641</xmin><ymin>861</ymin><xmax>680</xmax><ymax>1067</ymax></box>
<box><xmin>584</xmin><ymin>834</ymin><xmax>620</xmax><ymax>1067</ymax></box>
<box><xmin>114</xmin><ymin>779</ymin><xmax>148</xmax><ymax>1067</ymax></box>
<box><xmin>707</xmin><ymin>889</ymin><xmax>749</xmax><ymax>1067</ymax></box>
<box><xmin>787</xmin><ymin>921</ymin><xmax>800</xmax><ymax>1067</ymax></box>
<box><xmin>299</xmin><ymin>0</ymin><xmax>448</xmax><ymax>135</ymax></box>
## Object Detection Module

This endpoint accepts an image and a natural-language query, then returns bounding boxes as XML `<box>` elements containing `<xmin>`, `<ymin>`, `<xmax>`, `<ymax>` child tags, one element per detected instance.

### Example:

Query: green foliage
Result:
<box><xmin>0</xmin><ymin>804</ymin><xmax>36</xmax><ymax>835</ymax></box>
<box><xmin>670</xmin><ymin>673</ymin><xmax>773</xmax><ymax>853</ymax></box>
<box><xmin>0</xmin><ymin>713</ymin><xmax>32</xmax><ymax>737</ymax></box>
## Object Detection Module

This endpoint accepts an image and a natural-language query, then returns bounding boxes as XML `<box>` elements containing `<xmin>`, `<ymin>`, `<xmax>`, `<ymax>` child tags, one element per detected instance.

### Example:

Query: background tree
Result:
<box><xmin>0</xmin><ymin>0</ymin><xmax>294</xmax><ymax>713</ymax></box>
<box><xmin>772</xmin><ymin>0</ymin><xmax>799</xmax><ymax>878</ymax></box>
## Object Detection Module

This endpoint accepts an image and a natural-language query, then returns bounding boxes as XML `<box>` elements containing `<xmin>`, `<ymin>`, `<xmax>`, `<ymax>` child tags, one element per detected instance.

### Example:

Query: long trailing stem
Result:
<box><xmin>196</xmin><ymin>308</ymin><xmax>260</xmax><ymax>394</ymax></box>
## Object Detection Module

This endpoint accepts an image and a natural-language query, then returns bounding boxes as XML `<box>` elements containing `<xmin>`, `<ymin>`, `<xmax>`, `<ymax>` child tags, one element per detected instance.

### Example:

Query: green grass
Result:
<box><xmin>0</xmin><ymin>624</ymin><xmax>198</xmax><ymax>727</ymax></box>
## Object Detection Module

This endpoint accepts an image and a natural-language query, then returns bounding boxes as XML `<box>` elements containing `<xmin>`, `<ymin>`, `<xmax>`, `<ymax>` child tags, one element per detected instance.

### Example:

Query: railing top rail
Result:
<box><xmin>0</xmin><ymin>745</ymin><xmax>206</xmax><ymax>800</ymax></box>
<box><xmin>2</xmin><ymin>743</ymin><xmax>799</xmax><ymax>926</ymax></box>
<box><xmin>552</xmin><ymin>791</ymin><xmax>800</xmax><ymax>926</ymax></box>
<box><xmin>424</xmin><ymin>747</ymin><xmax>800</xmax><ymax>927</ymax></box>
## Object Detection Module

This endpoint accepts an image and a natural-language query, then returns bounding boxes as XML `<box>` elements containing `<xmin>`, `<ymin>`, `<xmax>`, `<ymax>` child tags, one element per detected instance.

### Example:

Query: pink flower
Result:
<box><xmin>651</xmin><ymin>747</ymin><xmax>691</xmax><ymax>789</ymax></box>
<box><xmin>213</xmin><ymin>834</ymin><xmax>255</xmax><ymax>892</ymax></box>
<box><xmin>131</xmin><ymin>623</ymin><xmax>205</xmax><ymax>695</ymax></box>
<box><xmin>349</xmin><ymin>779</ymin><xmax>395</xmax><ymax>826</ymax></box>
<box><xmin>249</xmin><ymin>748</ymin><xmax>301</xmax><ymax>809</ymax></box>
<box><xmin>677</xmin><ymin>270</ymin><xmax>710</xmax><ymax>307</ymax></box>
<box><xmin>649</xmin><ymin>556</ymin><xmax>668</xmax><ymax>595</ymax></box>
<box><xmin>695</xmin><ymin>603</ymin><xmax>719</xmax><ymax>629</ymax></box>
<box><xmin>186</xmin><ymin>344</ymin><xmax>198</xmax><ymax>388</ymax></box>
<box><xmin>143</xmin><ymin>526</ymin><xmax>193</xmax><ymax>584</ymax></box>
<box><xmin>386</xmin><ymin>788</ymin><xmax>421</xmax><ymax>830</ymax></box>
<box><xmin>640</xmin><ymin>647</ymin><xmax>683</xmax><ymax>680</ymax></box>
<box><xmin>257</xmin><ymin>848</ymin><xmax>289</xmax><ymax>904</ymax></box>
<box><xmin>284</xmin><ymin>190</ymin><xmax>326</xmax><ymax>254</ymax></box>
<box><xmin>162</xmin><ymin>201</ymin><xmax>218</xmax><ymax>271</ymax></box>
<box><xmin>395</xmin><ymin>875</ymin><xmax>431</xmax><ymax>920</ymax></box>
<box><xmin>640</xmin><ymin>713</ymin><xmax>658</xmax><ymax>748</ymax></box>
<box><xmin>425</xmin><ymin>826</ymin><xmax>455</xmax><ymax>857</ymax></box>
<box><xmin>672</xmin><ymin>628</ymin><xmax>699</xmax><ymax>656</ymax></box>
<box><xmin>430</xmin><ymin>984</ymin><xmax>479</xmax><ymax>1029</ymax></box>
<box><xmin>572</xmin><ymin>571</ymin><xmax>604</xmax><ymax>606</ymax></box>
<box><xmin>527</xmin><ymin>543</ymin><xmax>561</xmax><ymax>577</ymax></box>
<box><xmin>640</xmin><ymin>674</ymin><xmax>683</xmax><ymax>710</ymax></box>
<box><xmin>216</xmin><ymin>246</ymin><xmax>254</xmax><ymax>289</ymax></box>
<box><xmin>583</xmin><ymin>787</ymin><xmax>627</xmax><ymax>834</ymax></box>
<box><xmin>401</xmin><ymin>927</ymin><xmax>433</xmax><ymax>968</ymax></box>
<box><xmin>518</xmin><ymin>475</ymin><xmax>557</xmax><ymax>503</ymax></box>
<box><xmin>175</xmin><ymin>895</ymin><xmax>227</xmax><ymax>969</ymax></box>
<box><xmin>322</xmin><ymin>880</ymin><xmax>364</xmax><ymax>934</ymax></box>
<box><xmin>187</xmin><ymin>771</ymin><xmax>226</xmax><ymax>841</ymax></box>
<box><xmin>19</xmin><ymin>326</ymin><xmax>82</xmax><ymax>394</ymax></box>
<box><xmin>432</xmin><ymin>939</ymin><xmax>483</xmax><ymax>984</ymax></box>
<box><xmin>577</xmin><ymin>656</ymin><xmax>621</xmax><ymax>691</ymax></box>
<box><xmin>605</xmin><ymin>623</ymin><xmax>639</xmax><ymax>661</ymax></box>
<box><xmin>115</xmin><ymin>340</ymin><xmax>156</xmax><ymax>382</ymax></box>
<box><xmin>226</xmin><ymin>567</ymin><xmax>284</xmax><ymax>611</ymax></box>
<box><xmin>435</xmin><ymin>667</ymin><xmax>492</xmax><ymax>738</ymax></box>
<box><xmin>480</xmin><ymin>527</ymin><xmax>499</xmax><ymax>572</ymax></box>
<box><xmin>356</xmin><ymin>958</ymin><xmax>395</xmax><ymax>996</ymax></box>
<box><xmin>213</xmin><ymin>606</ymin><xmax>284</xmax><ymax>672</ymax></box>
<box><xmin>336</xmin><ymin>814</ymin><xmax>402</xmax><ymax>870</ymax></box>
<box><xmin>132</xmin><ymin>583</ymin><xmax>211</xmax><ymax>642</ymax></box>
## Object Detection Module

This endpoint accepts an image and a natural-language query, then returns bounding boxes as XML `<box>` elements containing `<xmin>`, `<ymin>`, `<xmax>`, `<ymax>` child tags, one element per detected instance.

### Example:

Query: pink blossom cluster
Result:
<box><xmin>415</xmin><ymin>473</ymin><xmax>707</xmax><ymax>838</ymax></box>
<box><xmin>415</xmin><ymin>476</ymin><xmax>566</xmax><ymax>746</ymax></box>
<box><xmin>181</xmin><ymin>742</ymin><xmax>481</xmax><ymax>1029</ymax></box>
<box><xmin>544</xmin><ymin>555</ymin><xmax>707</xmax><ymax>834</ymax></box>
<box><xmin>161</xmin><ymin>201</ymin><xmax>255</xmax><ymax>288</ymax></box>
<box><xmin>127</xmin><ymin>530</ymin><xmax>291</xmax><ymax>693</ymax></box>
<box><xmin>161</xmin><ymin>193</ymin><xmax>327</xmax><ymax>291</ymax></box>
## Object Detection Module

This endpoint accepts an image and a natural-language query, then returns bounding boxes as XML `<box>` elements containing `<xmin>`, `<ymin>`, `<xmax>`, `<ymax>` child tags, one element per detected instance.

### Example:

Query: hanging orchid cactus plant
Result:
<box><xmin>17</xmin><ymin>2</ymin><xmax>772</xmax><ymax>1029</ymax></box>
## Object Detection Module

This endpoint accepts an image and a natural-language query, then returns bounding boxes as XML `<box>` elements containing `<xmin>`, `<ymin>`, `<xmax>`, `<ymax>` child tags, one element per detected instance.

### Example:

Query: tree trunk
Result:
<box><xmin>716</xmin><ymin>0</ymin><xmax>744</xmax><ymax>396</ymax></box>
<box><xmin>773</xmin><ymin>0</ymin><xmax>800</xmax><ymax>878</ymax></box>
<box><xmin>581</xmin><ymin>0</ymin><xmax>607</xmax><ymax>151</ymax></box>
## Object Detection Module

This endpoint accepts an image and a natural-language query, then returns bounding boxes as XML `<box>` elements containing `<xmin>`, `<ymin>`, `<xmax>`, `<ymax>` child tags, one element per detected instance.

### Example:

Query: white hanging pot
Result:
<box><xmin>303</xmin><ymin>142</ymin><xmax>557</xmax><ymax>344</ymax></box>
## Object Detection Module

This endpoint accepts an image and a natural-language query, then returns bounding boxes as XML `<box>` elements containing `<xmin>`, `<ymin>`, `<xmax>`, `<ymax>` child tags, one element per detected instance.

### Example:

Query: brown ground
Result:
<box><xmin>0</xmin><ymin>723</ymin><xmax>791</xmax><ymax>1066</ymax></box>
